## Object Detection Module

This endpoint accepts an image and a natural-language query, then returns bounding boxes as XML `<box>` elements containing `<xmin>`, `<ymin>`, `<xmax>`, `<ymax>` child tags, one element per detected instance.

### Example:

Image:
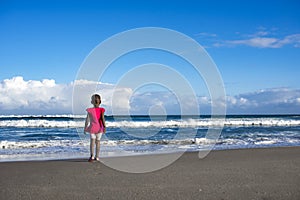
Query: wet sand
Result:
<box><xmin>0</xmin><ymin>147</ymin><xmax>299</xmax><ymax>200</ymax></box>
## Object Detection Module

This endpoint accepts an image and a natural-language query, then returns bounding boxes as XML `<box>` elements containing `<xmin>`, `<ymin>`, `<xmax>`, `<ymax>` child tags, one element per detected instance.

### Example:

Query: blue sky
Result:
<box><xmin>0</xmin><ymin>0</ymin><xmax>300</xmax><ymax>115</ymax></box>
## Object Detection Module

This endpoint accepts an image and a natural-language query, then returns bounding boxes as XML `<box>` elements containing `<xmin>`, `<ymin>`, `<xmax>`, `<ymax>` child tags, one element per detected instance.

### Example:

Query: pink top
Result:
<box><xmin>85</xmin><ymin>107</ymin><xmax>105</xmax><ymax>134</ymax></box>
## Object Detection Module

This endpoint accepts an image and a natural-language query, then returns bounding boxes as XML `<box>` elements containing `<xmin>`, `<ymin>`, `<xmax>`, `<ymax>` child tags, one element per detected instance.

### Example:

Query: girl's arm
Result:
<box><xmin>84</xmin><ymin>114</ymin><xmax>89</xmax><ymax>133</ymax></box>
<box><xmin>100</xmin><ymin>112</ymin><xmax>106</xmax><ymax>133</ymax></box>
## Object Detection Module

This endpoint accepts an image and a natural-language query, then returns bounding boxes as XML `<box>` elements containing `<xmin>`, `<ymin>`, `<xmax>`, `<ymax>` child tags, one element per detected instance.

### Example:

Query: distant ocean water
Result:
<box><xmin>0</xmin><ymin>115</ymin><xmax>300</xmax><ymax>161</ymax></box>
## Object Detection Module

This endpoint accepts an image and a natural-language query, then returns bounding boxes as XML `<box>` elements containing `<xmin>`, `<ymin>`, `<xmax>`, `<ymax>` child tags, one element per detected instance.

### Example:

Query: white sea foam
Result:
<box><xmin>1</xmin><ymin>136</ymin><xmax>299</xmax><ymax>151</ymax></box>
<box><xmin>0</xmin><ymin>117</ymin><xmax>299</xmax><ymax>128</ymax></box>
<box><xmin>1</xmin><ymin>115</ymin><xmax>299</xmax><ymax>162</ymax></box>
<box><xmin>0</xmin><ymin>119</ymin><xmax>83</xmax><ymax>128</ymax></box>
<box><xmin>0</xmin><ymin>114</ymin><xmax>86</xmax><ymax>118</ymax></box>
<box><xmin>0</xmin><ymin>140</ymin><xmax>88</xmax><ymax>150</ymax></box>
<box><xmin>254</xmin><ymin>140</ymin><xmax>278</xmax><ymax>145</ymax></box>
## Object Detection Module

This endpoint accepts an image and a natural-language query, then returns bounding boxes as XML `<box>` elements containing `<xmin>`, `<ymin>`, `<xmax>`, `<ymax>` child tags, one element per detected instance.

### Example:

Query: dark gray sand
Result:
<box><xmin>0</xmin><ymin>147</ymin><xmax>299</xmax><ymax>200</ymax></box>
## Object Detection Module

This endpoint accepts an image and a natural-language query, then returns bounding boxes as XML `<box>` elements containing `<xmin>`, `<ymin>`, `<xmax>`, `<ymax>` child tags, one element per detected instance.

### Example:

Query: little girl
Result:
<box><xmin>84</xmin><ymin>94</ymin><xmax>106</xmax><ymax>162</ymax></box>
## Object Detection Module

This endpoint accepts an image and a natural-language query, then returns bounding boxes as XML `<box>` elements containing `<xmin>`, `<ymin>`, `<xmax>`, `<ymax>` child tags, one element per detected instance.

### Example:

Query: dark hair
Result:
<box><xmin>91</xmin><ymin>94</ymin><xmax>101</xmax><ymax>104</ymax></box>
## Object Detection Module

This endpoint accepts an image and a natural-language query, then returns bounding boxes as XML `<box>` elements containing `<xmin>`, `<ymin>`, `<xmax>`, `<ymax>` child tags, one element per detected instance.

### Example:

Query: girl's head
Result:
<box><xmin>91</xmin><ymin>94</ymin><xmax>101</xmax><ymax>107</ymax></box>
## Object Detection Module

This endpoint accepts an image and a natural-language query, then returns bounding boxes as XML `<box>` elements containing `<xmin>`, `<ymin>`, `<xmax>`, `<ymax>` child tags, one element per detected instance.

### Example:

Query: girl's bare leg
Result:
<box><xmin>96</xmin><ymin>140</ymin><xmax>100</xmax><ymax>158</ymax></box>
<box><xmin>90</xmin><ymin>139</ymin><xmax>95</xmax><ymax>158</ymax></box>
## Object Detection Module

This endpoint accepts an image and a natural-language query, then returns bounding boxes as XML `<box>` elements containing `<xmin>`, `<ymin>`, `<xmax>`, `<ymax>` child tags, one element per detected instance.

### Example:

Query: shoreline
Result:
<box><xmin>1</xmin><ymin>146</ymin><xmax>299</xmax><ymax>200</ymax></box>
<box><xmin>1</xmin><ymin>145</ymin><xmax>300</xmax><ymax>163</ymax></box>
<box><xmin>1</xmin><ymin>145</ymin><xmax>299</xmax><ymax>163</ymax></box>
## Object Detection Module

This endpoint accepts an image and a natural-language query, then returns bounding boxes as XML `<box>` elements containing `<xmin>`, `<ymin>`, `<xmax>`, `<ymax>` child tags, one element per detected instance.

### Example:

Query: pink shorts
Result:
<box><xmin>90</xmin><ymin>133</ymin><xmax>103</xmax><ymax>141</ymax></box>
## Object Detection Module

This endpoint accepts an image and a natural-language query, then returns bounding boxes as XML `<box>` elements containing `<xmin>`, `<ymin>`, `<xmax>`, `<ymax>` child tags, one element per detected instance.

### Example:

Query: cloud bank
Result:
<box><xmin>0</xmin><ymin>76</ymin><xmax>72</xmax><ymax>114</ymax></box>
<box><xmin>226</xmin><ymin>88</ymin><xmax>300</xmax><ymax>114</ymax></box>
<box><xmin>0</xmin><ymin>77</ymin><xmax>299</xmax><ymax>115</ymax></box>
<box><xmin>0</xmin><ymin>77</ymin><xmax>132</xmax><ymax>115</ymax></box>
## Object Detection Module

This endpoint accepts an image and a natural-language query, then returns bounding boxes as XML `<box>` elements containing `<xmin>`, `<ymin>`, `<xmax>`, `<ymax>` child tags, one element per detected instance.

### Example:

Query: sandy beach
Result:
<box><xmin>0</xmin><ymin>147</ymin><xmax>299</xmax><ymax>200</ymax></box>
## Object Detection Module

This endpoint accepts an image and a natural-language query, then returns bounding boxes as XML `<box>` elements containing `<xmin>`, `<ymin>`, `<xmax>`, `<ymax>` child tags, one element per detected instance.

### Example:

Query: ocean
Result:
<box><xmin>0</xmin><ymin>115</ymin><xmax>300</xmax><ymax>162</ymax></box>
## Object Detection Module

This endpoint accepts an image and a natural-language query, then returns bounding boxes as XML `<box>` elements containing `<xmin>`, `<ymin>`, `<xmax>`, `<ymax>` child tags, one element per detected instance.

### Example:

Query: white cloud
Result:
<box><xmin>210</xmin><ymin>28</ymin><xmax>300</xmax><ymax>48</ymax></box>
<box><xmin>226</xmin><ymin>88</ymin><xmax>300</xmax><ymax>114</ymax></box>
<box><xmin>195</xmin><ymin>32</ymin><xmax>217</xmax><ymax>37</ymax></box>
<box><xmin>0</xmin><ymin>77</ymin><xmax>299</xmax><ymax>115</ymax></box>
<box><xmin>129</xmin><ymin>88</ymin><xmax>300</xmax><ymax>115</ymax></box>
<box><xmin>72</xmin><ymin>79</ymin><xmax>133</xmax><ymax>115</ymax></box>
<box><xmin>278</xmin><ymin>34</ymin><xmax>300</xmax><ymax>48</ymax></box>
<box><xmin>227</xmin><ymin>37</ymin><xmax>279</xmax><ymax>48</ymax></box>
<box><xmin>0</xmin><ymin>76</ymin><xmax>132</xmax><ymax>115</ymax></box>
<box><xmin>222</xmin><ymin>34</ymin><xmax>300</xmax><ymax>48</ymax></box>
<box><xmin>129</xmin><ymin>91</ymin><xmax>181</xmax><ymax>115</ymax></box>
<box><xmin>0</xmin><ymin>76</ymin><xmax>72</xmax><ymax>113</ymax></box>
<box><xmin>251</xmin><ymin>31</ymin><xmax>269</xmax><ymax>37</ymax></box>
